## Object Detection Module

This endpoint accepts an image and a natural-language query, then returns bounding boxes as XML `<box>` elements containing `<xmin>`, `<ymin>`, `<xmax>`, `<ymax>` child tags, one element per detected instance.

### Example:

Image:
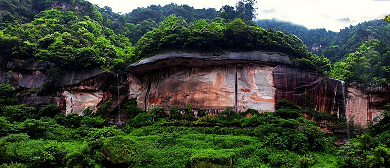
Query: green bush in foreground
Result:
<box><xmin>6</xmin><ymin>98</ymin><xmax>390</xmax><ymax>167</ymax></box>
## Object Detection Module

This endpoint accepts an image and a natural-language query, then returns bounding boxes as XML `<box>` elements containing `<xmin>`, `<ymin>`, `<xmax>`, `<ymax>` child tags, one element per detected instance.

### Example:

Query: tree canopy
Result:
<box><xmin>0</xmin><ymin>0</ymin><xmax>388</xmax><ymax>86</ymax></box>
<box><xmin>135</xmin><ymin>16</ymin><xmax>309</xmax><ymax>58</ymax></box>
<box><xmin>383</xmin><ymin>15</ymin><xmax>390</xmax><ymax>21</ymax></box>
<box><xmin>0</xmin><ymin>8</ymin><xmax>133</xmax><ymax>70</ymax></box>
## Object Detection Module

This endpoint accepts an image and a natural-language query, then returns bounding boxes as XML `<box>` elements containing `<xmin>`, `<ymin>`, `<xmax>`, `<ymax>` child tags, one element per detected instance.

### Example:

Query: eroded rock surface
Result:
<box><xmin>347</xmin><ymin>87</ymin><xmax>390</xmax><ymax>127</ymax></box>
<box><xmin>128</xmin><ymin>51</ymin><xmax>345</xmax><ymax>115</ymax></box>
<box><xmin>0</xmin><ymin>70</ymin><xmax>47</xmax><ymax>89</ymax></box>
<box><xmin>1</xmin><ymin>65</ymin><xmax>115</xmax><ymax>115</ymax></box>
<box><xmin>135</xmin><ymin>66</ymin><xmax>236</xmax><ymax>111</ymax></box>
<box><xmin>237</xmin><ymin>65</ymin><xmax>276</xmax><ymax>112</ymax></box>
<box><xmin>60</xmin><ymin>70</ymin><xmax>115</xmax><ymax>115</ymax></box>
<box><xmin>129</xmin><ymin>51</ymin><xmax>390</xmax><ymax>126</ymax></box>
<box><xmin>62</xmin><ymin>91</ymin><xmax>104</xmax><ymax>115</ymax></box>
<box><xmin>273</xmin><ymin>66</ymin><xmax>345</xmax><ymax>114</ymax></box>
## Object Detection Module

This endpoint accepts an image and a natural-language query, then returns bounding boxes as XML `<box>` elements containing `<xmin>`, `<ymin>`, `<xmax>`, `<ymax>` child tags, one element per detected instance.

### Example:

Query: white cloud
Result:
<box><xmin>87</xmin><ymin>0</ymin><xmax>390</xmax><ymax>31</ymax></box>
<box><xmin>257</xmin><ymin>0</ymin><xmax>390</xmax><ymax>31</ymax></box>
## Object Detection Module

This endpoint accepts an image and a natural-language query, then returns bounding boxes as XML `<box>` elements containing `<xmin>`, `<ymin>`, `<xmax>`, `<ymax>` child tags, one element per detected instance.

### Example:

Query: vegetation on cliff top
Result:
<box><xmin>0</xmin><ymin>0</ymin><xmax>332</xmax><ymax>74</ymax></box>
<box><xmin>134</xmin><ymin>16</ymin><xmax>309</xmax><ymax>58</ymax></box>
<box><xmin>0</xmin><ymin>0</ymin><xmax>389</xmax><ymax>86</ymax></box>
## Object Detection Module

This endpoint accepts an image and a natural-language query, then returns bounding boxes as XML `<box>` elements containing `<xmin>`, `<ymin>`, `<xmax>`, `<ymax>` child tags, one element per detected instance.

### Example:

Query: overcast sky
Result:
<box><xmin>87</xmin><ymin>0</ymin><xmax>390</xmax><ymax>32</ymax></box>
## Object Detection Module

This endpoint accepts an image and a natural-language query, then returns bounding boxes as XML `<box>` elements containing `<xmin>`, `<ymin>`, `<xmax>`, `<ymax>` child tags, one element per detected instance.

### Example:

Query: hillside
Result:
<box><xmin>254</xmin><ymin>19</ymin><xmax>337</xmax><ymax>56</ymax></box>
<box><xmin>255</xmin><ymin>19</ymin><xmax>390</xmax><ymax>85</ymax></box>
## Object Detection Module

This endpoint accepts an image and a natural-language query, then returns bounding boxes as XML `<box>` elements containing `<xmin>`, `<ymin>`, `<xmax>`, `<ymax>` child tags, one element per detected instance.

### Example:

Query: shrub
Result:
<box><xmin>0</xmin><ymin>139</ymin><xmax>47</xmax><ymax>167</ymax></box>
<box><xmin>39</xmin><ymin>104</ymin><xmax>61</xmax><ymax>118</ymax></box>
<box><xmin>189</xmin><ymin>149</ymin><xmax>235</xmax><ymax>167</ymax></box>
<box><xmin>1</xmin><ymin>104</ymin><xmax>37</xmax><ymax>121</ymax></box>
<box><xmin>127</xmin><ymin>112</ymin><xmax>154</xmax><ymax>127</ymax></box>
<box><xmin>96</xmin><ymin>100</ymin><xmax>112</xmax><ymax>116</ymax></box>
<box><xmin>305</xmin><ymin>109</ymin><xmax>334</xmax><ymax>122</ymax></box>
<box><xmin>0</xmin><ymin>117</ymin><xmax>16</xmax><ymax>136</ymax></box>
<box><xmin>149</xmin><ymin>106</ymin><xmax>167</xmax><ymax>119</ymax></box>
<box><xmin>55</xmin><ymin>114</ymin><xmax>82</xmax><ymax>128</ymax></box>
<box><xmin>169</xmin><ymin>106</ymin><xmax>181</xmax><ymax>120</ymax></box>
<box><xmin>366</xmin><ymin>144</ymin><xmax>390</xmax><ymax>168</ymax></box>
<box><xmin>18</xmin><ymin>118</ymin><xmax>61</xmax><ymax>139</ymax></box>
<box><xmin>183</xmin><ymin>105</ymin><xmax>195</xmax><ymax>121</ymax></box>
<box><xmin>102</xmin><ymin>136</ymin><xmax>136</xmax><ymax>166</ymax></box>
<box><xmin>2</xmin><ymin>133</ymin><xmax>30</xmax><ymax>142</ymax></box>
<box><xmin>0</xmin><ymin>163</ymin><xmax>27</xmax><ymax>168</ymax></box>
<box><xmin>81</xmin><ymin>116</ymin><xmax>107</xmax><ymax>128</ymax></box>
<box><xmin>240</xmin><ymin>108</ymin><xmax>258</xmax><ymax>117</ymax></box>
<box><xmin>267</xmin><ymin>149</ymin><xmax>299</xmax><ymax>168</ymax></box>
<box><xmin>0</xmin><ymin>83</ymin><xmax>15</xmax><ymax>98</ymax></box>
<box><xmin>275</xmin><ymin>105</ymin><xmax>302</xmax><ymax>119</ymax></box>
<box><xmin>220</xmin><ymin>107</ymin><xmax>240</xmax><ymax>119</ymax></box>
<box><xmin>86</xmin><ymin>126</ymin><xmax>123</xmax><ymax>140</ymax></box>
<box><xmin>122</xmin><ymin>99</ymin><xmax>143</xmax><ymax>119</ymax></box>
<box><xmin>63</xmin><ymin>142</ymin><xmax>99</xmax><ymax>167</ymax></box>
<box><xmin>297</xmin><ymin>154</ymin><xmax>316</xmax><ymax>168</ymax></box>
<box><xmin>278</xmin><ymin>99</ymin><xmax>302</xmax><ymax>111</ymax></box>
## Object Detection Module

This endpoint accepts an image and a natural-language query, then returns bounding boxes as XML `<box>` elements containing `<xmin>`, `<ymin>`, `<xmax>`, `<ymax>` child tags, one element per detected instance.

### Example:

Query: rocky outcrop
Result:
<box><xmin>60</xmin><ymin>69</ymin><xmax>115</xmax><ymax>115</ymax></box>
<box><xmin>273</xmin><ymin>67</ymin><xmax>345</xmax><ymax>113</ymax></box>
<box><xmin>0</xmin><ymin>63</ymin><xmax>115</xmax><ymax>115</ymax></box>
<box><xmin>127</xmin><ymin>51</ymin><xmax>345</xmax><ymax>116</ymax></box>
<box><xmin>0</xmin><ymin>69</ymin><xmax>47</xmax><ymax>89</ymax></box>
<box><xmin>347</xmin><ymin>87</ymin><xmax>390</xmax><ymax>127</ymax></box>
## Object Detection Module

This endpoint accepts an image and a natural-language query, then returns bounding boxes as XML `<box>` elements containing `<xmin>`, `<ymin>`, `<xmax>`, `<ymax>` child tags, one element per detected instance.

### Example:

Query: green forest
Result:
<box><xmin>1</xmin><ymin>0</ymin><xmax>390</xmax><ymax>167</ymax></box>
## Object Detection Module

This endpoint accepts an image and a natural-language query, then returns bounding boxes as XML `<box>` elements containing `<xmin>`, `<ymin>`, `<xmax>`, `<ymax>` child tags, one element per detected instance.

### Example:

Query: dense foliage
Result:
<box><xmin>1</xmin><ymin>83</ymin><xmax>342</xmax><ymax>167</ymax></box>
<box><xmin>336</xmin><ymin>105</ymin><xmax>390</xmax><ymax>168</ymax></box>
<box><xmin>134</xmin><ymin>16</ymin><xmax>308</xmax><ymax>57</ymax></box>
<box><xmin>254</xmin><ymin>19</ymin><xmax>337</xmax><ymax>55</ymax></box>
<box><xmin>99</xmin><ymin>3</ymin><xmax>220</xmax><ymax>44</ymax></box>
<box><xmin>1</xmin><ymin>8</ymin><xmax>133</xmax><ymax>70</ymax></box>
<box><xmin>133</xmin><ymin>16</ymin><xmax>333</xmax><ymax>73</ymax></box>
<box><xmin>1</xmin><ymin>81</ymin><xmax>389</xmax><ymax>167</ymax></box>
<box><xmin>327</xmin><ymin>39</ymin><xmax>390</xmax><ymax>84</ymax></box>
<box><xmin>324</xmin><ymin>20</ymin><xmax>390</xmax><ymax>63</ymax></box>
<box><xmin>255</xmin><ymin>19</ymin><xmax>390</xmax><ymax>85</ymax></box>
<box><xmin>0</xmin><ymin>0</ymin><xmax>268</xmax><ymax>72</ymax></box>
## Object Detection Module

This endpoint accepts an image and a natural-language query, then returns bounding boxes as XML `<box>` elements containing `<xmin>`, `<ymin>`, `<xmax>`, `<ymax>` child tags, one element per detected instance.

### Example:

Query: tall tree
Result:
<box><xmin>236</xmin><ymin>0</ymin><xmax>257</xmax><ymax>21</ymax></box>
<box><xmin>219</xmin><ymin>5</ymin><xmax>236</xmax><ymax>20</ymax></box>
<box><xmin>219</xmin><ymin>0</ymin><xmax>257</xmax><ymax>22</ymax></box>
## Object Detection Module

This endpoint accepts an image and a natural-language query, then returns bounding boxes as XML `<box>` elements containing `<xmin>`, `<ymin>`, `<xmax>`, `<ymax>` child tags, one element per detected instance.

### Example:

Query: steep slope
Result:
<box><xmin>324</xmin><ymin>20</ymin><xmax>390</xmax><ymax>62</ymax></box>
<box><xmin>254</xmin><ymin>19</ymin><xmax>337</xmax><ymax>56</ymax></box>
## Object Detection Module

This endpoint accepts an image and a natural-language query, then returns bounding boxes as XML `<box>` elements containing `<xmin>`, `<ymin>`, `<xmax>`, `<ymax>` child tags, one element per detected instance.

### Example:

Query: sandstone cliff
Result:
<box><xmin>347</xmin><ymin>86</ymin><xmax>390</xmax><ymax>127</ymax></box>
<box><xmin>0</xmin><ymin>62</ymin><xmax>115</xmax><ymax>115</ymax></box>
<box><xmin>127</xmin><ymin>51</ymin><xmax>346</xmax><ymax>117</ymax></box>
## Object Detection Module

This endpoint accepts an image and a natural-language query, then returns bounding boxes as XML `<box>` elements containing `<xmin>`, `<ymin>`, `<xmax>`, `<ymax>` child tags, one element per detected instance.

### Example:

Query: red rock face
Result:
<box><xmin>128</xmin><ymin>62</ymin><xmax>344</xmax><ymax>115</ymax></box>
<box><xmin>237</xmin><ymin>65</ymin><xmax>276</xmax><ymax>112</ymax></box>
<box><xmin>62</xmin><ymin>90</ymin><xmax>104</xmax><ymax>115</ymax></box>
<box><xmin>134</xmin><ymin>66</ymin><xmax>236</xmax><ymax>111</ymax></box>
<box><xmin>347</xmin><ymin>87</ymin><xmax>390</xmax><ymax>127</ymax></box>
<box><xmin>127</xmin><ymin>52</ymin><xmax>389</xmax><ymax>127</ymax></box>
<box><xmin>272</xmin><ymin>66</ymin><xmax>344</xmax><ymax>114</ymax></box>
<box><xmin>60</xmin><ymin>71</ymin><xmax>115</xmax><ymax>115</ymax></box>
